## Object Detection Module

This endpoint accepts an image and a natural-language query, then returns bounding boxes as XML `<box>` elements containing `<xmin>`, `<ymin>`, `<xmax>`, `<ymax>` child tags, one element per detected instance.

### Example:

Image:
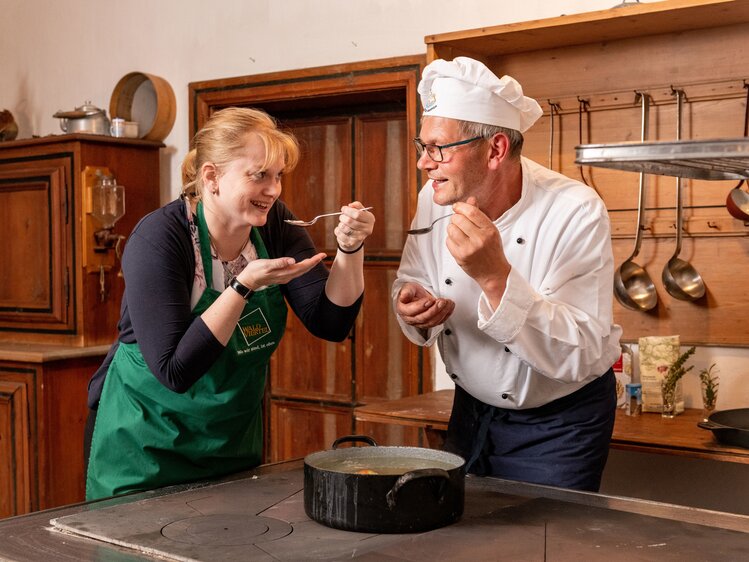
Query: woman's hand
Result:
<box><xmin>238</xmin><ymin>253</ymin><xmax>326</xmax><ymax>290</ymax></box>
<box><xmin>334</xmin><ymin>202</ymin><xmax>375</xmax><ymax>252</ymax></box>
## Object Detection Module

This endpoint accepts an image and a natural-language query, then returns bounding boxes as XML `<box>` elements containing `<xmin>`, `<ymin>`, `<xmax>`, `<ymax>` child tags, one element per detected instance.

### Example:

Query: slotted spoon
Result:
<box><xmin>285</xmin><ymin>206</ymin><xmax>373</xmax><ymax>226</ymax></box>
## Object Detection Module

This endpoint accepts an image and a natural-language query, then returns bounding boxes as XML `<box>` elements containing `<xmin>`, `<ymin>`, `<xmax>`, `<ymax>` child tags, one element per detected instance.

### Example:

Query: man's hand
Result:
<box><xmin>446</xmin><ymin>197</ymin><xmax>510</xmax><ymax>308</ymax></box>
<box><xmin>395</xmin><ymin>282</ymin><xmax>455</xmax><ymax>330</ymax></box>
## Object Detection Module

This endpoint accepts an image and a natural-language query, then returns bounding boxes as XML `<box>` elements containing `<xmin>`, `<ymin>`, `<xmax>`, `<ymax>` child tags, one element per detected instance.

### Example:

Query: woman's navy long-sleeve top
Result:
<box><xmin>87</xmin><ymin>198</ymin><xmax>362</xmax><ymax>409</ymax></box>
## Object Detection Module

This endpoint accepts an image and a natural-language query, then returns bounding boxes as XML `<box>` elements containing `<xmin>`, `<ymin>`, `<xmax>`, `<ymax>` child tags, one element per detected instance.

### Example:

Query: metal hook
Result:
<box><xmin>669</xmin><ymin>85</ymin><xmax>688</xmax><ymax>102</ymax></box>
<box><xmin>547</xmin><ymin>101</ymin><xmax>562</xmax><ymax>170</ymax></box>
<box><xmin>576</xmin><ymin>97</ymin><xmax>598</xmax><ymax>192</ymax></box>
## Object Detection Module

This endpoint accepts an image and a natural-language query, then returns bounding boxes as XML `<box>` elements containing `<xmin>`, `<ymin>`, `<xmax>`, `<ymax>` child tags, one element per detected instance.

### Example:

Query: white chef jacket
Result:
<box><xmin>393</xmin><ymin>157</ymin><xmax>622</xmax><ymax>409</ymax></box>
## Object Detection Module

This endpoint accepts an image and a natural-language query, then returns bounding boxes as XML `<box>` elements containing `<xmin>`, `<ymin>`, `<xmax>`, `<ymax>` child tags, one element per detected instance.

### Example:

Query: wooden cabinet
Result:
<box><xmin>0</xmin><ymin>134</ymin><xmax>162</xmax><ymax>517</ymax></box>
<box><xmin>426</xmin><ymin>0</ymin><xmax>749</xmax><ymax>346</ymax></box>
<box><xmin>0</xmin><ymin>134</ymin><xmax>162</xmax><ymax>346</ymax></box>
<box><xmin>0</xmin><ymin>343</ymin><xmax>109</xmax><ymax>518</ymax></box>
<box><xmin>190</xmin><ymin>56</ymin><xmax>431</xmax><ymax>460</ymax></box>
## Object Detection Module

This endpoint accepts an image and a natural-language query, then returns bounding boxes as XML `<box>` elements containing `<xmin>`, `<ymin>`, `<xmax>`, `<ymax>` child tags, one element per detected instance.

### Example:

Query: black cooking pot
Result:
<box><xmin>697</xmin><ymin>408</ymin><xmax>749</xmax><ymax>449</ymax></box>
<box><xmin>304</xmin><ymin>435</ymin><xmax>465</xmax><ymax>534</ymax></box>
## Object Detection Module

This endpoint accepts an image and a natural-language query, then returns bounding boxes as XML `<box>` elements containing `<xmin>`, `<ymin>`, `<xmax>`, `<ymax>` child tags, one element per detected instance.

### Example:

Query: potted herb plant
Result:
<box><xmin>699</xmin><ymin>363</ymin><xmax>719</xmax><ymax>422</ymax></box>
<box><xmin>661</xmin><ymin>346</ymin><xmax>695</xmax><ymax>418</ymax></box>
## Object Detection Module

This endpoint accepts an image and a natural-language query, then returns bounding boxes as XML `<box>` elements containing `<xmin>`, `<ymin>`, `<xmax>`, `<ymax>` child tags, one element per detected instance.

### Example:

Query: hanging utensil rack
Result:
<box><xmin>575</xmin><ymin>137</ymin><xmax>749</xmax><ymax>181</ymax></box>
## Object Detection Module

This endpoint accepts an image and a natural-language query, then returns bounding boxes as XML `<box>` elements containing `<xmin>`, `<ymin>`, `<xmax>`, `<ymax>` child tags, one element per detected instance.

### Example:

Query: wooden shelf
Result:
<box><xmin>0</xmin><ymin>342</ymin><xmax>111</xmax><ymax>363</ymax></box>
<box><xmin>425</xmin><ymin>0</ymin><xmax>749</xmax><ymax>59</ymax></box>
<box><xmin>354</xmin><ymin>390</ymin><xmax>749</xmax><ymax>465</ymax></box>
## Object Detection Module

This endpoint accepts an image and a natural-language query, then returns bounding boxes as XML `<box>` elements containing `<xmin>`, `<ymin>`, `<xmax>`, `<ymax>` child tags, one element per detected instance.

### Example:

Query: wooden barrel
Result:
<box><xmin>109</xmin><ymin>72</ymin><xmax>176</xmax><ymax>142</ymax></box>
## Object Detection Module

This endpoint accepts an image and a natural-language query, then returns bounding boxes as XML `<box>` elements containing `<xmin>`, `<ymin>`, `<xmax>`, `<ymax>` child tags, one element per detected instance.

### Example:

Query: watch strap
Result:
<box><xmin>229</xmin><ymin>276</ymin><xmax>253</xmax><ymax>300</ymax></box>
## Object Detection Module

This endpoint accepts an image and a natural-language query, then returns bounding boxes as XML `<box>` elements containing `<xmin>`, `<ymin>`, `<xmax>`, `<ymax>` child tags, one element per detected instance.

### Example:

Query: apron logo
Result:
<box><xmin>237</xmin><ymin>307</ymin><xmax>274</xmax><ymax>352</ymax></box>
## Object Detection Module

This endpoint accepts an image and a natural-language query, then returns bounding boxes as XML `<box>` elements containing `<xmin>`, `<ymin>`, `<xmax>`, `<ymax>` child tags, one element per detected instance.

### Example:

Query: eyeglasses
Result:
<box><xmin>412</xmin><ymin>135</ymin><xmax>483</xmax><ymax>162</ymax></box>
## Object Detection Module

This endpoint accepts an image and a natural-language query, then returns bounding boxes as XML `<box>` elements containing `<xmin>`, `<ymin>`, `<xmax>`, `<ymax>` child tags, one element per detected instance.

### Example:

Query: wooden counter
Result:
<box><xmin>354</xmin><ymin>389</ymin><xmax>749</xmax><ymax>465</ymax></box>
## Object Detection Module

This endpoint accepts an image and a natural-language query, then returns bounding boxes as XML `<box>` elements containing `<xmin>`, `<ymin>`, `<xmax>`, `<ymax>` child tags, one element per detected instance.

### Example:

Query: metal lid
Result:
<box><xmin>575</xmin><ymin>137</ymin><xmax>749</xmax><ymax>180</ymax></box>
<box><xmin>53</xmin><ymin>101</ymin><xmax>106</xmax><ymax>119</ymax></box>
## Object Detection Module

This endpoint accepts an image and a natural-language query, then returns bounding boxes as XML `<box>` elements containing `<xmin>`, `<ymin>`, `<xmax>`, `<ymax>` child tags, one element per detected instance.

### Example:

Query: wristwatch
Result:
<box><xmin>229</xmin><ymin>276</ymin><xmax>253</xmax><ymax>300</ymax></box>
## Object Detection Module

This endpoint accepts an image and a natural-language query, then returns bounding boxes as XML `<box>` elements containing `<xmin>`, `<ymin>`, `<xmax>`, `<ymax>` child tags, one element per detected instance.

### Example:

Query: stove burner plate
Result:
<box><xmin>161</xmin><ymin>514</ymin><xmax>293</xmax><ymax>546</ymax></box>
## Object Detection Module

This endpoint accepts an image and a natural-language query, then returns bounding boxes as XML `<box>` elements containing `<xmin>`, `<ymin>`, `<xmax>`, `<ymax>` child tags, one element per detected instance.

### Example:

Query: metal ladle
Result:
<box><xmin>662</xmin><ymin>88</ymin><xmax>706</xmax><ymax>301</ymax></box>
<box><xmin>726</xmin><ymin>81</ymin><xmax>749</xmax><ymax>221</ymax></box>
<box><xmin>613</xmin><ymin>92</ymin><xmax>658</xmax><ymax>311</ymax></box>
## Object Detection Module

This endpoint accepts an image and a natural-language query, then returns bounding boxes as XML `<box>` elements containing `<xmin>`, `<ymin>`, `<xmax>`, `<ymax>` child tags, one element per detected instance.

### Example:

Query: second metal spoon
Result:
<box><xmin>406</xmin><ymin>213</ymin><xmax>455</xmax><ymax>235</ymax></box>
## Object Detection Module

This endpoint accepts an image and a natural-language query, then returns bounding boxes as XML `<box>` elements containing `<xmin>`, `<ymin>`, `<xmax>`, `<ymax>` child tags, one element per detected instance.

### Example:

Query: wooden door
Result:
<box><xmin>189</xmin><ymin>56</ymin><xmax>429</xmax><ymax>461</ymax></box>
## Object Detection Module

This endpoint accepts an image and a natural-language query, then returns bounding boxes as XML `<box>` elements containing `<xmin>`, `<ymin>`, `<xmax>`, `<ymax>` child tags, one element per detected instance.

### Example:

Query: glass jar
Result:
<box><xmin>661</xmin><ymin>381</ymin><xmax>677</xmax><ymax>419</ymax></box>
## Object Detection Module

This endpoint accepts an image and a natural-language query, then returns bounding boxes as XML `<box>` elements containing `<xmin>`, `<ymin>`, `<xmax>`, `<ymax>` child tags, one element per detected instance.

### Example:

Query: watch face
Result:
<box><xmin>231</xmin><ymin>278</ymin><xmax>251</xmax><ymax>299</ymax></box>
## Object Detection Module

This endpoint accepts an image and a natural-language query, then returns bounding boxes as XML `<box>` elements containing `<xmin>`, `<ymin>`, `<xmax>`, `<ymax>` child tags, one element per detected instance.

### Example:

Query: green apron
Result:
<box><xmin>86</xmin><ymin>203</ymin><xmax>286</xmax><ymax>500</ymax></box>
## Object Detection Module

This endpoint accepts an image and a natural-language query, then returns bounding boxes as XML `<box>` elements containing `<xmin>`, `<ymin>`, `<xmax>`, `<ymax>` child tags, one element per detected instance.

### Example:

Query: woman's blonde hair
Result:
<box><xmin>181</xmin><ymin>107</ymin><xmax>299</xmax><ymax>199</ymax></box>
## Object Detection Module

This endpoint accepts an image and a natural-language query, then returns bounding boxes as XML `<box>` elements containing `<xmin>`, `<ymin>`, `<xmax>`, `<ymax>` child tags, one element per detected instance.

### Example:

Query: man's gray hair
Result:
<box><xmin>458</xmin><ymin>121</ymin><xmax>524</xmax><ymax>160</ymax></box>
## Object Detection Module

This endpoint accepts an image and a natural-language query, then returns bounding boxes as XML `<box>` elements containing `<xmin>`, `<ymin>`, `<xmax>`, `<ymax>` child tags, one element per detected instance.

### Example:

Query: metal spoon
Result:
<box><xmin>285</xmin><ymin>206</ymin><xmax>373</xmax><ymax>226</ymax></box>
<box><xmin>662</xmin><ymin>88</ymin><xmax>706</xmax><ymax>301</ymax></box>
<box><xmin>406</xmin><ymin>213</ymin><xmax>455</xmax><ymax>235</ymax></box>
<box><xmin>613</xmin><ymin>92</ymin><xmax>658</xmax><ymax>312</ymax></box>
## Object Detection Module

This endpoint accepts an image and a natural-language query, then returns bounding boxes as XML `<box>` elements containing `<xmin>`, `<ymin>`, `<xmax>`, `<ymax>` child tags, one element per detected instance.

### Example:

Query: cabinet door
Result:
<box><xmin>0</xmin><ymin>367</ymin><xmax>36</xmax><ymax>517</ymax></box>
<box><xmin>0</xmin><ymin>158</ymin><xmax>73</xmax><ymax>333</ymax></box>
<box><xmin>355</xmin><ymin>265</ymin><xmax>423</xmax><ymax>404</ymax></box>
<box><xmin>270</xmin><ymin>117</ymin><xmax>354</xmax><ymax>403</ymax></box>
<box><xmin>281</xmin><ymin>117</ymin><xmax>352</xmax><ymax>252</ymax></box>
<box><xmin>354</xmin><ymin>113</ymin><xmax>410</xmax><ymax>255</ymax></box>
<box><xmin>353</xmin><ymin>114</ymin><xmax>425</xmax><ymax>403</ymax></box>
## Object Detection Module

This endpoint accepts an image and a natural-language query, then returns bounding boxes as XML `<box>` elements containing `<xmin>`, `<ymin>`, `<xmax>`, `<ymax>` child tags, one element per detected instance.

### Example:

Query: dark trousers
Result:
<box><xmin>445</xmin><ymin>369</ymin><xmax>616</xmax><ymax>492</ymax></box>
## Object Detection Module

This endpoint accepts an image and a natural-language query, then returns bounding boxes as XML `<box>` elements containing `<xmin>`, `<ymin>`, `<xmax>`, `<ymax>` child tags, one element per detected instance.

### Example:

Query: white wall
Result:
<box><xmin>435</xmin><ymin>342</ymin><xmax>749</xmax><ymax>411</ymax></box>
<box><xmin>3</xmin><ymin>0</ymin><xmax>655</xmax><ymax>201</ymax></box>
<box><xmin>2</xmin><ymin>0</ymin><xmax>747</xmax><ymax>511</ymax></box>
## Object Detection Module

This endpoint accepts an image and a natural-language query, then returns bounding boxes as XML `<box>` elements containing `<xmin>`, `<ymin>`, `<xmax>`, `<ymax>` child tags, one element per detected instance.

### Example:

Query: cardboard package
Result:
<box><xmin>612</xmin><ymin>344</ymin><xmax>633</xmax><ymax>408</ymax></box>
<box><xmin>638</xmin><ymin>335</ymin><xmax>684</xmax><ymax>414</ymax></box>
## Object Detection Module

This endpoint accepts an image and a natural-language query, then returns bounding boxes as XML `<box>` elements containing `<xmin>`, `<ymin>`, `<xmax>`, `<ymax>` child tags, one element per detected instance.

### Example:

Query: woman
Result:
<box><xmin>85</xmin><ymin>107</ymin><xmax>374</xmax><ymax>500</ymax></box>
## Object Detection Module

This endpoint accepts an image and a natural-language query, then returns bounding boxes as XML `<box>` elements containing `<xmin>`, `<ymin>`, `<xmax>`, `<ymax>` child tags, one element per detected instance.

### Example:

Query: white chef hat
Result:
<box><xmin>418</xmin><ymin>57</ymin><xmax>542</xmax><ymax>133</ymax></box>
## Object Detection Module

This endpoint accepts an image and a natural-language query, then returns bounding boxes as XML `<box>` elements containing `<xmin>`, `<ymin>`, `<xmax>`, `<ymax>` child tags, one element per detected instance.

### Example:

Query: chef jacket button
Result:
<box><xmin>450</xmin><ymin>373</ymin><xmax>458</xmax><ymax>380</ymax></box>
<box><xmin>445</xmin><ymin>278</ymin><xmax>453</xmax><ymax>285</ymax></box>
<box><xmin>501</xmin><ymin>393</ymin><xmax>509</xmax><ymax>399</ymax></box>
<box><xmin>516</xmin><ymin>237</ymin><xmax>525</xmax><ymax>244</ymax></box>
<box><xmin>445</xmin><ymin>329</ymin><xmax>452</xmax><ymax>335</ymax></box>
<box><xmin>504</xmin><ymin>346</ymin><xmax>510</xmax><ymax>352</ymax></box>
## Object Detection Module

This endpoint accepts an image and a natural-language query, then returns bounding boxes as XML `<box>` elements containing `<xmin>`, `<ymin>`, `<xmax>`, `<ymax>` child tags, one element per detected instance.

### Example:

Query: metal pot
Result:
<box><xmin>697</xmin><ymin>408</ymin><xmax>749</xmax><ymax>449</ymax></box>
<box><xmin>53</xmin><ymin>101</ymin><xmax>111</xmax><ymax>135</ymax></box>
<box><xmin>304</xmin><ymin>435</ymin><xmax>465</xmax><ymax>533</ymax></box>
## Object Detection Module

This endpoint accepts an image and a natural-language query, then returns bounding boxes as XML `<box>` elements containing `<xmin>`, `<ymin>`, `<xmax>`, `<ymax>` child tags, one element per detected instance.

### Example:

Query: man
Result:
<box><xmin>392</xmin><ymin>57</ymin><xmax>622</xmax><ymax>491</ymax></box>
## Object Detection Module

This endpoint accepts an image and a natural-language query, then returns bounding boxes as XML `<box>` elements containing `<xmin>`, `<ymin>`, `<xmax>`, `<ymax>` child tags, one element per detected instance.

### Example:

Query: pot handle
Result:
<box><xmin>331</xmin><ymin>435</ymin><xmax>378</xmax><ymax>449</ymax></box>
<box><xmin>386</xmin><ymin>468</ymin><xmax>450</xmax><ymax>510</ymax></box>
<box><xmin>697</xmin><ymin>421</ymin><xmax>718</xmax><ymax>430</ymax></box>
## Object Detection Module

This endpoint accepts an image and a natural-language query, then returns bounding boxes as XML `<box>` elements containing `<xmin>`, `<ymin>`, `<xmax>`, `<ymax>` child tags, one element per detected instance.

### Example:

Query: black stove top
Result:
<box><xmin>46</xmin><ymin>464</ymin><xmax>749</xmax><ymax>561</ymax></box>
<box><xmin>52</xmin><ymin>470</ymin><xmax>413</xmax><ymax>561</ymax></box>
